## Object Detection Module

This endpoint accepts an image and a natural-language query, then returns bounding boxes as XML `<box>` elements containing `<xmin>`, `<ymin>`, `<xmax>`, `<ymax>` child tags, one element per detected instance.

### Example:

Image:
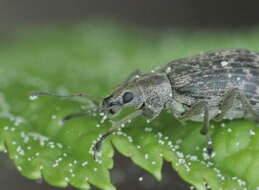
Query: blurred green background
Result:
<box><xmin>1</xmin><ymin>1</ymin><xmax>259</xmax><ymax>190</ymax></box>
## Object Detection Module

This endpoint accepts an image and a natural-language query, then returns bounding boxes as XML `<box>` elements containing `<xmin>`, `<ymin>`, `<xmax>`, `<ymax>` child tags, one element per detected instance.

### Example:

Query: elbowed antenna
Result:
<box><xmin>30</xmin><ymin>91</ymin><xmax>103</xmax><ymax>100</ymax></box>
<box><xmin>62</xmin><ymin>112</ymin><xmax>92</xmax><ymax>122</ymax></box>
<box><xmin>30</xmin><ymin>91</ymin><xmax>102</xmax><ymax>122</ymax></box>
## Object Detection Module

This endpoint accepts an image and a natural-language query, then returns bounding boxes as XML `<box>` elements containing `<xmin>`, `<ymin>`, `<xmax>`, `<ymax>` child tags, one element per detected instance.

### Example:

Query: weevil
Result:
<box><xmin>31</xmin><ymin>48</ymin><xmax>259</xmax><ymax>158</ymax></box>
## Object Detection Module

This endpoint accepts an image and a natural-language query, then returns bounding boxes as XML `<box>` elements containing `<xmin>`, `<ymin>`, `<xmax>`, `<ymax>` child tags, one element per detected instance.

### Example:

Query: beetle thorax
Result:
<box><xmin>137</xmin><ymin>72</ymin><xmax>172</xmax><ymax>114</ymax></box>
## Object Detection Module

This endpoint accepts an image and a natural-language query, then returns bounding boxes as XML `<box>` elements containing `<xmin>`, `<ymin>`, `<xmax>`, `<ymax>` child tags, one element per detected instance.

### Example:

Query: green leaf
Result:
<box><xmin>0</xmin><ymin>23</ymin><xmax>259</xmax><ymax>189</ymax></box>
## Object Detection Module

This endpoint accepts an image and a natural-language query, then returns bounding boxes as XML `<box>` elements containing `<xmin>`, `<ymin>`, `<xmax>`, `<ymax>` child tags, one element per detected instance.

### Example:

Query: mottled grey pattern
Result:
<box><xmin>102</xmin><ymin>48</ymin><xmax>259</xmax><ymax>123</ymax></box>
<box><xmin>92</xmin><ymin>49</ymin><xmax>259</xmax><ymax>156</ymax></box>
<box><xmin>158</xmin><ymin>49</ymin><xmax>259</xmax><ymax>121</ymax></box>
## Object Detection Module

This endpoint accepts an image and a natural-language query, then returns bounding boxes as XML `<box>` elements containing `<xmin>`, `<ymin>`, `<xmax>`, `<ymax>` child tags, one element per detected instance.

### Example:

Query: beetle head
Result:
<box><xmin>101</xmin><ymin>81</ymin><xmax>143</xmax><ymax>117</ymax></box>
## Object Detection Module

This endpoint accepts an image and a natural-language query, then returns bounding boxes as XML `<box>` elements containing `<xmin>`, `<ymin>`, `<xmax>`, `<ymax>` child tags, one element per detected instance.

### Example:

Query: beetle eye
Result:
<box><xmin>122</xmin><ymin>92</ymin><xmax>134</xmax><ymax>104</ymax></box>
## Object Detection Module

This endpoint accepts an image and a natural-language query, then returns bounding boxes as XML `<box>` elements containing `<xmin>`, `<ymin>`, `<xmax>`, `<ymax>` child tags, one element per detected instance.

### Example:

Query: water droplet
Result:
<box><xmin>145</xmin><ymin>127</ymin><xmax>152</xmax><ymax>132</ymax></box>
<box><xmin>138</xmin><ymin>176</ymin><xmax>143</xmax><ymax>182</ymax></box>
<box><xmin>101</xmin><ymin>114</ymin><xmax>107</xmax><ymax>123</ymax></box>
<box><xmin>166</xmin><ymin>67</ymin><xmax>171</xmax><ymax>73</ymax></box>
<box><xmin>65</xmin><ymin>177</ymin><xmax>70</xmax><ymax>182</ymax></box>
<box><xmin>17</xmin><ymin>166</ymin><xmax>22</xmax><ymax>171</ymax></box>
<box><xmin>158</xmin><ymin>139</ymin><xmax>165</xmax><ymax>145</ymax></box>
<box><xmin>220</xmin><ymin>61</ymin><xmax>228</xmax><ymax>67</ymax></box>
<box><xmin>82</xmin><ymin>161</ymin><xmax>88</xmax><ymax>167</ymax></box>
<box><xmin>250</xmin><ymin>129</ymin><xmax>256</xmax><ymax>136</ymax></box>
<box><xmin>30</xmin><ymin>95</ymin><xmax>38</xmax><ymax>100</ymax></box>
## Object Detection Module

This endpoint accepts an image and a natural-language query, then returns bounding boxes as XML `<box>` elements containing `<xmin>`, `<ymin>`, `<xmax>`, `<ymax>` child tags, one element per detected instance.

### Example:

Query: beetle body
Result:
<box><xmin>31</xmin><ymin>48</ymin><xmax>259</xmax><ymax>156</ymax></box>
<box><xmin>104</xmin><ymin>48</ymin><xmax>259</xmax><ymax>123</ymax></box>
<box><xmin>98</xmin><ymin>48</ymin><xmax>259</xmax><ymax>156</ymax></box>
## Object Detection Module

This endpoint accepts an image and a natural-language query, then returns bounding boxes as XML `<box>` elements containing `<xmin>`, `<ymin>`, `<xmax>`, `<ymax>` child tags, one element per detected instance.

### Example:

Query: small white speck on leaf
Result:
<box><xmin>250</xmin><ymin>129</ymin><xmax>256</xmax><ymax>136</ymax></box>
<box><xmin>29</xmin><ymin>95</ymin><xmax>38</xmax><ymax>100</ymax></box>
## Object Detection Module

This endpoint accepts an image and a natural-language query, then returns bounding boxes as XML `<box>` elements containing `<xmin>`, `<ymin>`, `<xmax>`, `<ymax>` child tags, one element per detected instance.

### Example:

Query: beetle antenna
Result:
<box><xmin>93</xmin><ymin>110</ymin><xmax>142</xmax><ymax>160</ymax></box>
<box><xmin>30</xmin><ymin>91</ymin><xmax>102</xmax><ymax>100</ymax></box>
<box><xmin>62</xmin><ymin>112</ymin><xmax>92</xmax><ymax>122</ymax></box>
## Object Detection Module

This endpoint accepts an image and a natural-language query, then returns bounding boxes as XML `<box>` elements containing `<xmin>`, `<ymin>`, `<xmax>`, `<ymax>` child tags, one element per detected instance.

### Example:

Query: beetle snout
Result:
<box><xmin>102</xmin><ymin>96</ymin><xmax>121</xmax><ymax>115</ymax></box>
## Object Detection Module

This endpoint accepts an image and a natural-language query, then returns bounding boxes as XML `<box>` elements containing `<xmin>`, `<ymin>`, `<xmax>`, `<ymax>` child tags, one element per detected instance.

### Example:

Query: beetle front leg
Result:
<box><xmin>179</xmin><ymin>101</ymin><xmax>213</xmax><ymax>156</ymax></box>
<box><xmin>142</xmin><ymin>106</ymin><xmax>158</xmax><ymax>119</ymax></box>
<box><xmin>93</xmin><ymin>110</ymin><xmax>143</xmax><ymax>159</ymax></box>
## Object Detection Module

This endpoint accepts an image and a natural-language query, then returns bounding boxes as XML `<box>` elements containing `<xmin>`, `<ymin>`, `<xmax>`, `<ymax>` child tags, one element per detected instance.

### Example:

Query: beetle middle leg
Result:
<box><xmin>215</xmin><ymin>88</ymin><xmax>259</xmax><ymax>122</ymax></box>
<box><xmin>179</xmin><ymin>101</ymin><xmax>213</xmax><ymax>156</ymax></box>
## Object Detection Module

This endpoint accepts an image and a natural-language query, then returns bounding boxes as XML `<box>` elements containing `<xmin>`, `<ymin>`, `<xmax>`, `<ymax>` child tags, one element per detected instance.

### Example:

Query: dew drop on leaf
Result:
<box><xmin>29</xmin><ymin>95</ymin><xmax>38</xmax><ymax>100</ymax></box>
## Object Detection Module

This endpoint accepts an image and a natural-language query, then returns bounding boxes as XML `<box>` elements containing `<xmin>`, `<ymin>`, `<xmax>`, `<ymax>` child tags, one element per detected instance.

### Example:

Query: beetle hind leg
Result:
<box><xmin>215</xmin><ymin>88</ymin><xmax>259</xmax><ymax>122</ymax></box>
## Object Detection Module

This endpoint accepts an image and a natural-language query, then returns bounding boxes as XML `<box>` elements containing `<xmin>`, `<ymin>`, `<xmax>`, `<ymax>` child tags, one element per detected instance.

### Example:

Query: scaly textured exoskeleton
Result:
<box><xmin>31</xmin><ymin>48</ymin><xmax>259</xmax><ymax>159</ymax></box>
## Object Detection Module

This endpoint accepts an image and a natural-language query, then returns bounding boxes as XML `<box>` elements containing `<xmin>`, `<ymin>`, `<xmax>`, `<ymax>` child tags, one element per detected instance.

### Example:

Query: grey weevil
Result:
<box><xmin>31</xmin><ymin>48</ymin><xmax>259</xmax><ymax>158</ymax></box>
